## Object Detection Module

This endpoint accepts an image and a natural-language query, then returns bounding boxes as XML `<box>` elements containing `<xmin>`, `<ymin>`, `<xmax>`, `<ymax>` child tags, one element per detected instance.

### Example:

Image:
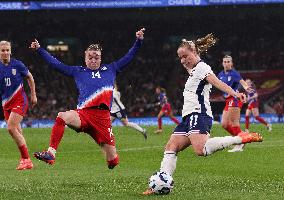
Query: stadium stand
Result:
<box><xmin>0</xmin><ymin>5</ymin><xmax>283</xmax><ymax>119</ymax></box>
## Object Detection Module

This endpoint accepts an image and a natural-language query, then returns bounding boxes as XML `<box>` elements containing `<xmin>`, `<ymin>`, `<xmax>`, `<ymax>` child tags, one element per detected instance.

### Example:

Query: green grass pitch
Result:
<box><xmin>0</xmin><ymin>124</ymin><xmax>283</xmax><ymax>200</ymax></box>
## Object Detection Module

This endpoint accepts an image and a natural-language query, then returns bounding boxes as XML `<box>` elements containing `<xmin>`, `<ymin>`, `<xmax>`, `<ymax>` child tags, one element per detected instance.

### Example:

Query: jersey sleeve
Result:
<box><xmin>217</xmin><ymin>71</ymin><xmax>222</xmax><ymax>79</ymax></box>
<box><xmin>197</xmin><ymin>63</ymin><xmax>214</xmax><ymax>80</ymax></box>
<box><xmin>18</xmin><ymin>61</ymin><xmax>29</xmax><ymax>77</ymax></box>
<box><xmin>234</xmin><ymin>70</ymin><xmax>242</xmax><ymax>82</ymax></box>
<box><xmin>112</xmin><ymin>39</ymin><xmax>142</xmax><ymax>72</ymax></box>
<box><xmin>37</xmin><ymin>48</ymin><xmax>77</xmax><ymax>77</ymax></box>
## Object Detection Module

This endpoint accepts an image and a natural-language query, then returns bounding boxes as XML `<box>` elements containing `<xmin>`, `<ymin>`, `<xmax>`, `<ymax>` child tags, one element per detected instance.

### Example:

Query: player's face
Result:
<box><xmin>222</xmin><ymin>58</ymin><xmax>233</xmax><ymax>71</ymax></box>
<box><xmin>0</xmin><ymin>44</ymin><xmax>11</xmax><ymax>61</ymax></box>
<box><xmin>85</xmin><ymin>50</ymin><xmax>101</xmax><ymax>70</ymax></box>
<box><xmin>156</xmin><ymin>88</ymin><xmax>160</xmax><ymax>94</ymax></box>
<box><xmin>177</xmin><ymin>47</ymin><xmax>197</xmax><ymax>70</ymax></box>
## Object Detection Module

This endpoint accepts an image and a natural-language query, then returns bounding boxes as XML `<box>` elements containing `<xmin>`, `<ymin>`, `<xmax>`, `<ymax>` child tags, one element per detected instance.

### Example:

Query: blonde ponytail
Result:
<box><xmin>179</xmin><ymin>33</ymin><xmax>217</xmax><ymax>55</ymax></box>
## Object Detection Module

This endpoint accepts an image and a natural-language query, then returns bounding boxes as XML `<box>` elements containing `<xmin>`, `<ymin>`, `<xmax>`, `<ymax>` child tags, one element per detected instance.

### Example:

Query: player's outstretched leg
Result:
<box><xmin>203</xmin><ymin>132</ymin><xmax>263</xmax><ymax>156</ymax></box>
<box><xmin>34</xmin><ymin>151</ymin><xmax>55</xmax><ymax>165</ymax></box>
<box><xmin>34</xmin><ymin>116</ymin><xmax>66</xmax><ymax>165</ymax></box>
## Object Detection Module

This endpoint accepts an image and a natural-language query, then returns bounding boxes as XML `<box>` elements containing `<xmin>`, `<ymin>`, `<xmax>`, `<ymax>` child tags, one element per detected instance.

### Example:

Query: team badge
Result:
<box><xmin>101</xmin><ymin>66</ymin><xmax>107</xmax><ymax>71</ymax></box>
<box><xmin>12</xmin><ymin>69</ymin><xmax>17</xmax><ymax>75</ymax></box>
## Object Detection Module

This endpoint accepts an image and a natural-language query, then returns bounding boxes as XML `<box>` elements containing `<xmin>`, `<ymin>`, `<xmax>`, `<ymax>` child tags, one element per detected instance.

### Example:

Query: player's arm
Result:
<box><xmin>30</xmin><ymin>39</ymin><xmax>75</xmax><ymax>76</ymax></box>
<box><xmin>239</xmin><ymin>79</ymin><xmax>253</xmax><ymax>93</ymax></box>
<box><xmin>206</xmin><ymin>73</ymin><xmax>246</xmax><ymax>103</ymax></box>
<box><xmin>25</xmin><ymin>72</ymin><xmax>37</xmax><ymax>108</ymax></box>
<box><xmin>114</xmin><ymin>28</ymin><xmax>145</xmax><ymax>72</ymax></box>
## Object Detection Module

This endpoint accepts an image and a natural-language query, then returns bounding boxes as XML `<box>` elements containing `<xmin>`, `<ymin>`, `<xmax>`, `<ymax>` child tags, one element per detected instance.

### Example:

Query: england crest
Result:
<box><xmin>12</xmin><ymin>69</ymin><xmax>17</xmax><ymax>75</ymax></box>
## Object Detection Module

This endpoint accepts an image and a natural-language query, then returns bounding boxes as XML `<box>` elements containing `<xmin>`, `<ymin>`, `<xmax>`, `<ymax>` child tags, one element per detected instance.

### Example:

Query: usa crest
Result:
<box><xmin>12</xmin><ymin>69</ymin><xmax>17</xmax><ymax>75</ymax></box>
<box><xmin>101</xmin><ymin>66</ymin><xmax>107</xmax><ymax>71</ymax></box>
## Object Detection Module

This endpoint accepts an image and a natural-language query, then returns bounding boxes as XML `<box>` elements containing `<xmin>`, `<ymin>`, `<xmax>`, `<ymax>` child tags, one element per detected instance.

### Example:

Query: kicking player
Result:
<box><xmin>143</xmin><ymin>34</ymin><xmax>263</xmax><ymax>195</ymax></box>
<box><xmin>154</xmin><ymin>87</ymin><xmax>179</xmax><ymax>133</ymax></box>
<box><xmin>31</xmin><ymin>28</ymin><xmax>145</xmax><ymax>169</ymax></box>
<box><xmin>111</xmin><ymin>83</ymin><xmax>147</xmax><ymax>139</ymax></box>
<box><xmin>0</xmin><ymin>41</ymin><xmax>37</xmax><ymax>170</ymax></box>
<box><xmin>245</xmin><ymin>79</ymin><xmax>272</xmax><ymax>132</ymax></box>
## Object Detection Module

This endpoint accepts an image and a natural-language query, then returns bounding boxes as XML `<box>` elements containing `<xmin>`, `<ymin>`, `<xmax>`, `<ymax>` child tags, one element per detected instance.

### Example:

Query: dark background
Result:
<box><xmin>0</xmin><ymin>4</ymin><xmax>283</xmax><ymax>119</ymax></box>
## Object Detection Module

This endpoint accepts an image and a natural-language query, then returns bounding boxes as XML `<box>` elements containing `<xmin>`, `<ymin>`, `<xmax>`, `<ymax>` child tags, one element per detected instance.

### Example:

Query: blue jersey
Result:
<box><xmin>247</xmin><ymin>84</ymin><xmax>257</xmax><ymax>104</ymax></box>
<box><xmin>37</xmin><ymin>39</ymin><xmax>142</xmax><ymax>109</ymax></box>
<box><xmin>158</xmin><ymin>92</ymin><xmax>167</xmax><ymax>106</ymax></box>
<box><xmin>0</xmin><ymin>59</ymin><xmax>29</xmax><ymax>107</ymax></box>
<box><xmin>218</xmin><ymin>69</ymin><xmax>242</xmax><ymax>98</ymax></box>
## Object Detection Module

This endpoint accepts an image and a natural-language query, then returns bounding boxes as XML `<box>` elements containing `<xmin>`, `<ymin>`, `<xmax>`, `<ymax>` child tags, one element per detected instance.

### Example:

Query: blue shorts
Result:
<box><xmin>173</xmin><ymin>113</ymin><xmax>212</xmax><ymax>136</ymax></box>
<box><xmin>110</xmin><ymin>109</ymin><xmax>127</xmax><ymax>120</ymax></box>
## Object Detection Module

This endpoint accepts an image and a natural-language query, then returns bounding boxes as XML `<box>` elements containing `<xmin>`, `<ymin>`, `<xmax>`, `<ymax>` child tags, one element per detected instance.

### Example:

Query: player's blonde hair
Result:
<box><xmin>179</xmin><ymin>33</ymin><xmax>217</xmax><ymax>55</ymax></box>
<box><xmin>157</xmin><ymin>86</ymin><xmax>166</xmax><ymax>93</ymax></box>
<box><xmin>0</xmin><ymin>41</ymin><xmax>11</xmax><ymax>46</ymax></box>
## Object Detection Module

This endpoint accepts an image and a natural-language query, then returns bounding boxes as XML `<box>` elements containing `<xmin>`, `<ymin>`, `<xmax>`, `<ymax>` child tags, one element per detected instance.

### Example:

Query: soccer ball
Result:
<box><xmin>148</xmin><ymin>171</ymin><xmax>174</xmax><ymax>195</ymax></box>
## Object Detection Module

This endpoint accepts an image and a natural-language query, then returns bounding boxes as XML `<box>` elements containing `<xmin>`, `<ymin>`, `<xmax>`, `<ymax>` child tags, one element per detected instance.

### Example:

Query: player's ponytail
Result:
<box><xmin>179</xmin><ymin>33</ymin><xmax>217</xmax><ymax>55</ymax></box>
<box><xmin>161</xmin><ymin>88</ymin><xmax>166</xmax><ymax>93</ymax></box>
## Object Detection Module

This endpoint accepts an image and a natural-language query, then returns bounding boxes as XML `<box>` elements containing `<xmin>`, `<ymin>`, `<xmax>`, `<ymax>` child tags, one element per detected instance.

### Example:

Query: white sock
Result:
<box><xmin>48</xmin><ymin>147</ymin><xmax>56</xmax><ymax>157</ymax></box>
<box><xmin>203</xmin><ymin>136</ymin><xmax>242</xmax><ymax>156</ymax></box>
<box><xmin>127</xmin><ymin>122</ymin><xmax>144</xmax><ymax>133</ymax></box>
<box><xmin>160</xmin><ymin>151</ymin><xmax>177</xmax><ymax>175</ymax></box>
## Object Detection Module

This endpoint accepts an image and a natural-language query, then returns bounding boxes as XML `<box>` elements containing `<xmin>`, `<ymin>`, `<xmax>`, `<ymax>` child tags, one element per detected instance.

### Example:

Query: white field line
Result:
<box><xmin>1</xmin><ymin>141</ymin><xmax>283</xmax><ymax>156</ymax></box>
<box><xmin>0</xmin><ymin>145</ymin><xmax>164</xmax><ymax>156</ymax></box>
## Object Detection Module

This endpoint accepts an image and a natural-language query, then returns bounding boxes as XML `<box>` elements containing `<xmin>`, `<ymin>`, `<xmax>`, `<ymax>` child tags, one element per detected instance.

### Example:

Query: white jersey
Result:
<box><xmin>111</xmin><ymin>88</ymin><xmax>125</xmax><ymax>113</ymax></box>
<box><xmin>182</xmin><ymin>61</ymin><xmax>213</xmax><ymax>118</ymax></box>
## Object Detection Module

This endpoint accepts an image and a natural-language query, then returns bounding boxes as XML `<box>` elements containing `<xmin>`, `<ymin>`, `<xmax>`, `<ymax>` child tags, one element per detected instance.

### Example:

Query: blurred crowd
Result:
<box><xmin>264</xmin><ymin>91</ymin><xmax>284</xmax><ymax>122</ymax></box>
<box><xmin>0</xmin><ymin>5</ymin><xmax>283</xmax><ymax>119</ymax></box>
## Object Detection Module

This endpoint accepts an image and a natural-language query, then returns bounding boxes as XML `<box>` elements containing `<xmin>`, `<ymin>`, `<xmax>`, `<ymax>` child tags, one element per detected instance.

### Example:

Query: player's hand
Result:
<box><xmin>245</xmin><ymin>86</ymin><xmax>253</xmax><ymax>93</ymax></box>
<box><xmin>30</xmin><ymin>39</ymin><xmax>40</xmax><ymax>50</ymax></box>
<box><xmin>236</xmin><ymin>92</ymin><xmax>246</xmax><ymax>103</ymax></box>
<box><xmin>30</xmin><ymin>94</ymin><xmax>37</xmax><ymax>108</ymax></box>
<box><xmin>136</xmin><ymin>28</ymin><xmax>145</xmax><ymax>40</ymax></box>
